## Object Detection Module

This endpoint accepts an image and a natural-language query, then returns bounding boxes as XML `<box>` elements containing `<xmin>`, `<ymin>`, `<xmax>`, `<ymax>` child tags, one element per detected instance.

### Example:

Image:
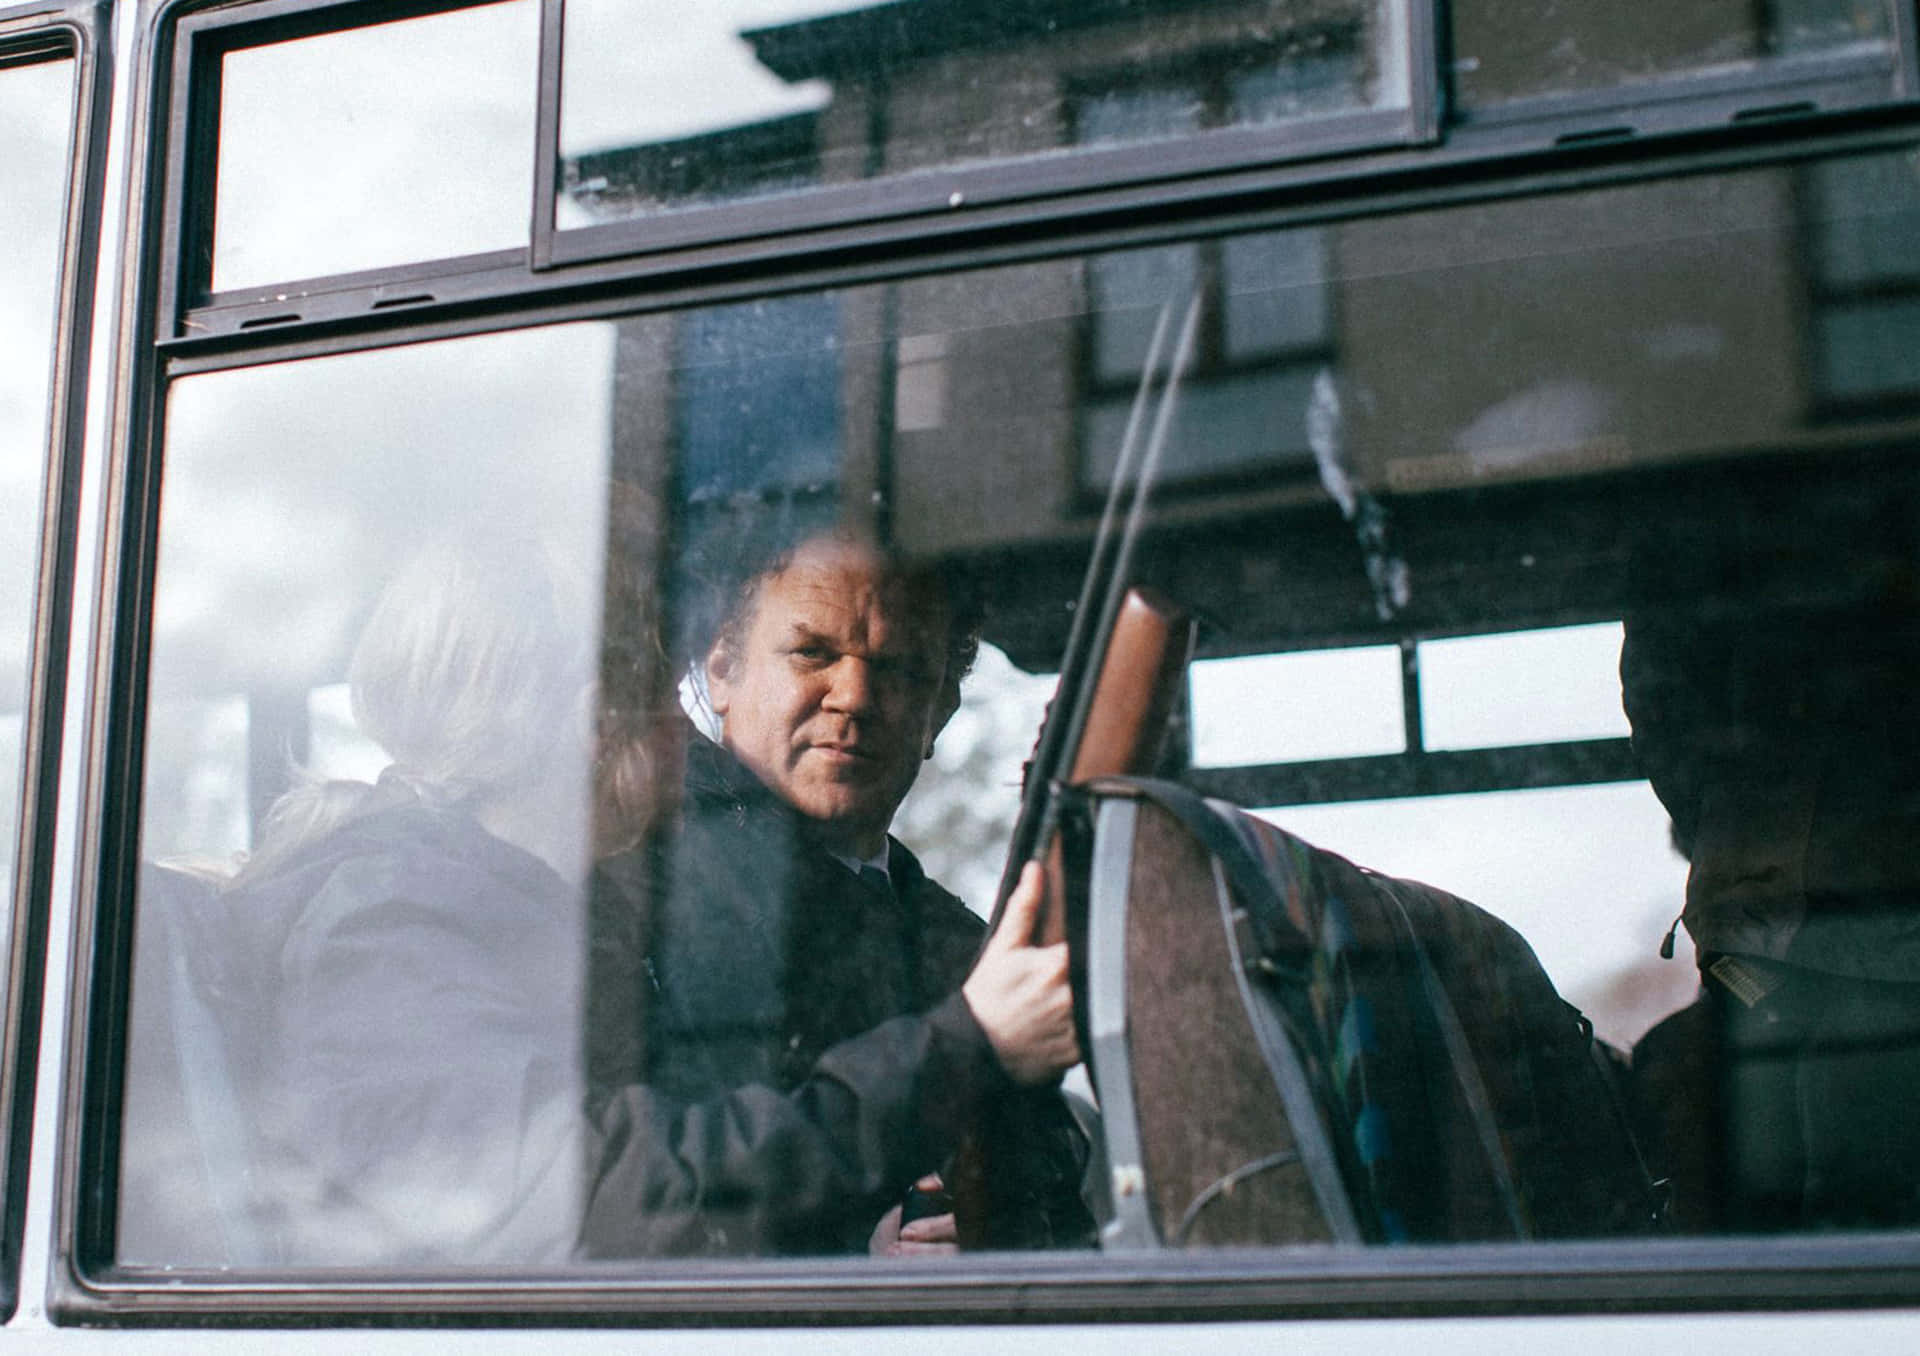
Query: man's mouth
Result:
<box><xmin>808</xmin><ymin>739</ymin><xmax>884</xmax><ymax>771</ymax></box>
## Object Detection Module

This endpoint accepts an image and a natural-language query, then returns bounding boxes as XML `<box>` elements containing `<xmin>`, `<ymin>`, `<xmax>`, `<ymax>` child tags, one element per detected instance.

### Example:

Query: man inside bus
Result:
<box><xmin>1623</xmin><ymin>510</ymin><xmax>1920</xmax><ymax>1233</ymax></box>
<box><xmin>583</xmin><ymin>516</ymin><xmax>1091</xmax><ymax>1257</ymax></box>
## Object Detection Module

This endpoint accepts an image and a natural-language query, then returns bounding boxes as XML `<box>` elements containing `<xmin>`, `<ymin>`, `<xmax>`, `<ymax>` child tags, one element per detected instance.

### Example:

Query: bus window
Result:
<box><xmin>107</xmin><ymin>131</ymin><xmax>1920</xmax><ymax>1282</ymax></box>
<box><xmin>1418</xmin><ymin>623</ymin><xmax>1630</xmax><ymax>752</ymax></box>
<box><xmin>1190</xmin><ymin>645</ymin><xmax>1406</xmax><ymax>766</ymax></box>
<box><xmin>65</xmin><ymin>0</ymin><xmax>1920</xmax><ymax>1325</ymax></box>
<box><xmin>553</xmin><ymin>0</ymin><xmax>1428</xmax><ymax>256</ymax></box>
<box><xmin>0</xmin><ymin>49</ymin><xmax>73</xmax><ymax>929</ymax></box>
<box><xmin>1451</xmin><ymin>0</ymin><xmax>1898</xmax><ymax>109</ymax></box>
<box><xmin>205</xmin><ymin>0</ymin><xmax>537</xmax><ymax>294</ymax></box>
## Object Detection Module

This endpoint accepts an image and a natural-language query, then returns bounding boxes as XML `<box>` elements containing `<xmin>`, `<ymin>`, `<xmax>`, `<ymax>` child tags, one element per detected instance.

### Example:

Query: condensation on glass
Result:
<box><xmin>557</xmin><ymin>0</ymin><xmax>1415</xmax><ymax>231</ymax></box>
<box><xmin>118</xmin><ymin>138</ymin><xmax>1920</xmax><ymax>1269</ymax></box>
<box><xmin>0</xmin><ymin>52</ymin><xmax>76</xmax><ymax>920</ymax></box>
<box><xmin>209</xmin><ymin>0</ymin><xmax>537</xmax><ymax>293</ymax></box>
<box><xmin>1450</xmin><ymin>0</ymin><xmax>1896</xmax><ymax>108</ymax></box>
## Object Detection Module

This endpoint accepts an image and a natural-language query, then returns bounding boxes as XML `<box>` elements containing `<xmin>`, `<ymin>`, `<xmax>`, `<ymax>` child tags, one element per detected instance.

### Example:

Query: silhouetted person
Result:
<box><xmin>1625</xmin><ymin>514</ymin><xmax>1920</xmax><ymax>1232</ymax></box>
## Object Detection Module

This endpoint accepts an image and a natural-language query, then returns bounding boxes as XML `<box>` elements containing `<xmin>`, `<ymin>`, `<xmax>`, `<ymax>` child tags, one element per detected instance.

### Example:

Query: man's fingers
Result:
<box><xmin>899</xmin><ymin>1211</ymin><xmax>958</xmax><ymax>1244</ymax></box>
<box><xmin>890</xmin><ymin>1239</ymin><xmax>960</xmax><ymax>1257</ymax></box>
<box><xmin>965</xmin><ymin>866</ymin><xmax>1081</xmax><ymax>1084</ymax></box>
<box><xmin>867</xmin><ymin>1203</ymin><xmax>905</xmax><ymax>1257</ymax></box>
<box><xmin>988</xmin><ymin>860</ymin><xmax>1045</xmax><ymax>951</ymax></box>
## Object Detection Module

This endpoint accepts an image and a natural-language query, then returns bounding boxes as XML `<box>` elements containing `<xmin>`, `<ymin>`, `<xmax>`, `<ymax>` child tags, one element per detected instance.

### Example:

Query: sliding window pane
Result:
<box><xmin>1451</xmin><ymin>0</ymin><xmax>1895</xmax><ymax>109</ymax></box>
<box><xmin>210</xmin><ymin>0</ymin><xmax>537</xmax><ymax>293</ymax></box>
<box><xmin>559</xmin><ymin>0</ymin><xmax>1416</xmax><ymax>232</ymax></box>
<box><xmin>1190</xmin><ymin>646</ymin><xmax>1405</xmax><ymax>766</ymax></box>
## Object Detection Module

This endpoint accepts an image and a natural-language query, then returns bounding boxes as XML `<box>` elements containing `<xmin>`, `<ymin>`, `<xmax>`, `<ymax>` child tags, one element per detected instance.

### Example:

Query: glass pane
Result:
<box><xmin>1079</xmin><ymin>233</ymin><xmax>1331</xmax><ymax>494</ymax></box>
<box><xmin>0</xmin><ymin>54</ymin><xmax>75</xmax><ymax>901</ymax></box>
<box><xmin>1805</xmin><ymin>151</ymin><xmax>1920</xmax><ymax>407</ymax></box>
<box><xmin>210</xmin><ymin>0</ymin><xmax>537</xmax><ymax>293</ymax></box>
<box><xmin>558</xmin><ymin>0</ymin><xmax>1414</xmax><ymax>231</ymax></box>
<box><xmin>121</xmin><ymin>324</ymin><xmax>615</xmax><ymax>1265</ymax></box>
<box><xmin>1816</xmin><ymin>298</ymin><xmax>1920</xmax><ymax>401</ymax></box>
<box><xmin>119</xmin><ymin>139</ymin><xmax>1920</xmax><ymax>1271</ymax></box>
<box><xmin>1419</xmin><ymin>622</ymin><xmax>1630</xmax><ymax>751</ymax></box>
<box><xmin>1451</xmin><ymin>0</ymin><xmax>1894</xmax><ymax>109</ymax></box>
<box><xmin>1222</xmin><ymin>228</ymin><xmax>1331</xmax><ymax>360</ymax></box>
<box><xmin>1190</xmin><ymin>646</ymin><xmax>1405</xmax><ymax>765</ymax></box>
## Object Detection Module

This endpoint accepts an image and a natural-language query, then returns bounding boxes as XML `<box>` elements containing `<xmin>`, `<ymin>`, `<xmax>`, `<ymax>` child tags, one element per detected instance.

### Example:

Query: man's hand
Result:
<box><xmin>868</xmin><ymin>1174</ymin><xmax>959</xmax><ymax>1257</ymax></box>
<box><xmin>961</xmin><ymin>861</ymin><xmax>1080</xmax><ymax>1085</ymax></box>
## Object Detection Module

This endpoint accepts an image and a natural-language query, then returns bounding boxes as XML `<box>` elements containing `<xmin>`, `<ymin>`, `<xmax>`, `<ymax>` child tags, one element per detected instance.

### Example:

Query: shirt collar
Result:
<box><xmin>831</xmin><ymin>843</ymin><xmax>892</xmax><ymax>883</ymax></box>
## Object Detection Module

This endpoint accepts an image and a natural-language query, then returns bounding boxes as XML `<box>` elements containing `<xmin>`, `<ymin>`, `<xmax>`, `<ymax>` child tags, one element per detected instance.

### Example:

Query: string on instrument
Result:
<box><xmin>1171</xmin><ymin>1149</ymin><xmax>1305</xmax><ymax>1247</ymax></box>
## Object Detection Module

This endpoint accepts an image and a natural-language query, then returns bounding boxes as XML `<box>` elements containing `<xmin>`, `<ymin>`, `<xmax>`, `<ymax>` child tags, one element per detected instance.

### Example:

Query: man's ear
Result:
<box><xmin>924</xmin><ymin>677</ymin><xmax>962</xmax><ymax>760</ymax></box>
<box><xmin>704</xmin><ymin>642</ymin><xmax>735</xmax><ymax>718</ymax></box>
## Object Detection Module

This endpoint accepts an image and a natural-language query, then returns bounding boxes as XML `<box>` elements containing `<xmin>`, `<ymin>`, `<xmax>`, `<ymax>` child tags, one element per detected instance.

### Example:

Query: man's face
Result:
<box><xmin>706</xmin><ymin>538</ymin><xmax>956</xmax><ymax>857</ymax></box>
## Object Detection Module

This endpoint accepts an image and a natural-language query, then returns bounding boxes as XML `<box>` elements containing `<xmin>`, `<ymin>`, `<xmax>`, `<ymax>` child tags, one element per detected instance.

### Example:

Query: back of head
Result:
<box><xmin>232</xmin><ymin>534</ymin><xmax>596</xmax><ymax>888</ymax></box>
<box><xmin>349</xmin><ymin>534</ymin><xmax>596</xmax><ymax>805</ymax></box>
<box><xmin>1620</xmin><ymin>500</ymin><xmax>1920</xmax><ymax>978</ymax></box>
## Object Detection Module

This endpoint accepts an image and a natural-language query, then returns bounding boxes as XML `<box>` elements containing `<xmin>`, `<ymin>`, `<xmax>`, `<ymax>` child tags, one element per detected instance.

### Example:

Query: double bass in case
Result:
<box><xmin>1067</xmin><ymin>777</ymin><xmax>1661</xmax><ymax>1251</ymax></box>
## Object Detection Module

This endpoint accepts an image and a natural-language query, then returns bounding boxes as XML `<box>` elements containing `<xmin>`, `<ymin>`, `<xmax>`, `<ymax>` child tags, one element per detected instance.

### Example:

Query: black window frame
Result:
<box><xmin>0</xmin><ymin>0</ymin><xmax>112</xmax><ymax>1325</ymax></box>
<box><xmin>1443</xmin><ymin>0</ymin><xmax>1920</xmax><ymax>136</ymax></box>
<box><xmin>49</xmin><ymin>0</ymin><xmax>1920</xmax><ymax>1327</ymax></box>
<box><xmin>154</xmin><ymin>0</ymin><xmax>536</xmax><ymax>329</ymax></box>
<box><xmin>533</xmin><ymin>0</ymin><xmax>1444</xmax><ymax>272</ymax></box>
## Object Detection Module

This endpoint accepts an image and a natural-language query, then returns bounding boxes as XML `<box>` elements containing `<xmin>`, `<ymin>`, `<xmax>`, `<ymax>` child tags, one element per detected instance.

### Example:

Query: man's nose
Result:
<box><xmin>821</xmin><ymin>656</ymin><xmax>877</xmax><ymax>714</ymax></box>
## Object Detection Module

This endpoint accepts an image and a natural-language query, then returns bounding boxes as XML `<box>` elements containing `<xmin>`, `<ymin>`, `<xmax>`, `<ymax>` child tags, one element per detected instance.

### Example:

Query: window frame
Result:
<box><xmin>1185</xmin><ymin>626</ymin><xmax>1643</xmax><ymax>810</ymax></box>
<box><xmin>0</xmin><ymin>0</ymin><xmax>111</xmax><ymax>1325</ymax></box>
<box><xmin>531</xmin><ymin>0</ymin><xmax>1444</xmax><ymax>272</ymax></box>
<box><xmin>48</xmin><ymin>0</ymin><xmax>1920</xmax><ymax>1326</ymax></box>
<box><xmin>1444</xmin><ymin>0</ymin><xmax>1920</xmax><ymax>140</ymax></box>
<box><xmin>153</xmin><ymin>0</ymin><xmax>533</xmax><ymax>330</ymax></box>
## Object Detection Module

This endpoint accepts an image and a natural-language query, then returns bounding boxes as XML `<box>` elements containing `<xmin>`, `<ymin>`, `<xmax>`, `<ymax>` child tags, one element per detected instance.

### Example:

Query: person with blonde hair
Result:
<box><xmin>216</xmin><ymin>532</ymin><xmax>598</xmax><ymax>1265</ymax></box>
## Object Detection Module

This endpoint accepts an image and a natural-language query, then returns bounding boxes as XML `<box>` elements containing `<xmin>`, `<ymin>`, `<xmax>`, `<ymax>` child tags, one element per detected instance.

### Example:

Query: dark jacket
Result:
<box><xmin>583</xmin><ymin>732</ymin><xmax>1089</xmax><ymax>1256</ymax></box>
<box><xmin>158</xmin><ymin>778</ymin><xmax>587</xmax><ymax>1266</ymax></box>
<box><xmin>140</xmin><ymin>766</ymin><xmax>1020</xmax><ymax>1266</ymax></box>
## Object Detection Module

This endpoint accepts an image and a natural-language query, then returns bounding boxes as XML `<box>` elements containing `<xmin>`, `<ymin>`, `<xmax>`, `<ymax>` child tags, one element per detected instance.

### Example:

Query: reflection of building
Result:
<box><xmin>574</xmin><ymin>10</ymin><xmax>1920</xmax><ymax>844</ymax></box>
<box><xmin>564</xmin><ymin>0</ymin><xmax>1390</xmax><ymax>218</ymax></box>
<box><xmin>596</xmin><ymin>158</ymin><xmax>1912</xmax><ymax>687</ymax></box>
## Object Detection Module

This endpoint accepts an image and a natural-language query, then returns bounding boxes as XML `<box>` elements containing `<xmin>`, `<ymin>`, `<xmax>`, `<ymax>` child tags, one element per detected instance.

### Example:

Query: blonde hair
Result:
<box><xmin>233</xmin><ymin>535</ymin><xmax>596</xmax><ymax>884</ymax></box>
<box><xmin>349</xmin><ymin>537</ymin><xmax>595</xmax><ymax>803</ymax></box>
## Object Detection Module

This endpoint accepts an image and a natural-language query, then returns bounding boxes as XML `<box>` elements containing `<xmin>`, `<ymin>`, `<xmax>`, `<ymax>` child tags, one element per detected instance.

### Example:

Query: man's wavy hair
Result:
<box><xmin>676</xmin><ymin>499</ymin><xmax>985</xmax><ymax>718</ymax></box>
